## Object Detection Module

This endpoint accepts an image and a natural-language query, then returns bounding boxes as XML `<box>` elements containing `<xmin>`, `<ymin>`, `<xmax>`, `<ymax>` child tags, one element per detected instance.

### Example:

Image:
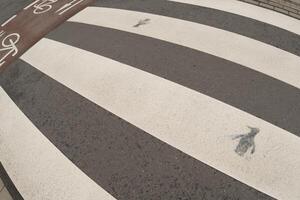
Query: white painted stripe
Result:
<box><xmin>23</xmin><ymin>0</ymin><xmax>39</xmax><ymax>10</ymax></box>
<box><xmin>169</xmin><ymin>0</ymin><xmax>300</xmax><ymax>35</ymax></box>
<box><xmin>68</xmin><ymin>7</ymin><xmax>300</xmax><ymax>90</ymax></box>
<box><xmin>21</xmin><ymin>38</ymin><xmax>300</xmax><ymax>200</ymax></box>
<box><xmin>0</xmin><ymin>87</ymin><xmax>115</xmax><ymax>200</ymax></box>
<box><xmin>1</xmin><ymin>15</ymin><xmax>17</xmax><ymax>27</ymax></box>
<box><xmin>56</xmin><ymin>0</ymin><xmax>85</xmax><ymax>15</ymax></box>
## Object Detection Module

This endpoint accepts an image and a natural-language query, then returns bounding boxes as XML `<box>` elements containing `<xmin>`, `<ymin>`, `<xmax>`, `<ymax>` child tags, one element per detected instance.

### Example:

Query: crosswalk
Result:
<box><xmin>1</xmin><ymin>0</ymin><xmax>300</xmax><ymax>200</ymax></box>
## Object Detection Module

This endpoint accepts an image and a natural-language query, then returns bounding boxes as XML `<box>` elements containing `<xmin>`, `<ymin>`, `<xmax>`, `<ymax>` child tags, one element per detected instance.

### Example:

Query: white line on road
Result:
<box><xmin>23</xmin><ymin>0</ymin><xmax>40</xmax><ymax>10</ymax></box>
<box><xmin>1</xmin><ymin>15</ymin><xmax>17</xmax><ymax>27</ymax></box>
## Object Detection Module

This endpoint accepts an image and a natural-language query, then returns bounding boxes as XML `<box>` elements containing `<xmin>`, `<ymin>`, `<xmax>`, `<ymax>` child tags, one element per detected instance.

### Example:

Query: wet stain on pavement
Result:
<box><xmin>133</xmin><ymin>18</ymin><xmax>150</xmax><ymax>27</ymax></box>
<box><xmin>233</xmin><ymin>126</ymin><xmax>259</xmax><ymax>156</ymax></box>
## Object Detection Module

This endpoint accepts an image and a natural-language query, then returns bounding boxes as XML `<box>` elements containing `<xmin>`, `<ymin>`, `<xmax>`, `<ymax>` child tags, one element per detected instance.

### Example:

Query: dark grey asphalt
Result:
<box><xmin>0</xmin><ymin>0</ymin><xmax>32</xmax><ymax>24</ymax></box>
<box><xmin>93</xmin><ymin>0</ymin><xmax>300</xmax><ymax>56</ymax></box>
<box><xmin>0</xmin><ymin>59</ymin><xmax>274</xmax><ymax>200</ymax></box>
<box><xmin>47</xmin><ymin>22</ymin><xmax>300</xmax><ymax>138</ymax></box>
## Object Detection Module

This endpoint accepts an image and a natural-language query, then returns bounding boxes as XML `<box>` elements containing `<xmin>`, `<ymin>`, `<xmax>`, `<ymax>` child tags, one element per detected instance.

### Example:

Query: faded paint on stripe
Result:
<box><xmin>20</xmin><ymin>38</ymin><xmax>300</xmax><ymax>200</ymax></box>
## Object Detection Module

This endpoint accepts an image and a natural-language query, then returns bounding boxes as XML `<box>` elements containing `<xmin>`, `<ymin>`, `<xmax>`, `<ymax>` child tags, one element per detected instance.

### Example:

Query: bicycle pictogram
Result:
<box><xmin>0</xmin><ymin>31</ymin><xmax>20</xmax><ymax>67</ymax></box>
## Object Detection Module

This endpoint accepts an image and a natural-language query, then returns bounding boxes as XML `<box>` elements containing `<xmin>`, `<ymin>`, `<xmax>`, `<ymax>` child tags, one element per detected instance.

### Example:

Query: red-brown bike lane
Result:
<box><xmin>0</xmin><ymin>0</ymin><xmax>95</xmax><ymax>73</ymax></box>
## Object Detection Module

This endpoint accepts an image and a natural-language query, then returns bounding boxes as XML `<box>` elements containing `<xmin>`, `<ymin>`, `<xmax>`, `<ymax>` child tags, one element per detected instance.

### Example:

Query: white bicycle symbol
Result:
<box><xmin>0</xmin><ymin>33</ymin><xmax>20</xmax><ymax>66</ymax></box>
<box><xmin>33</xmin><ymin>0</ymin><xmax>58</xmax><ymax>14</ymax></box>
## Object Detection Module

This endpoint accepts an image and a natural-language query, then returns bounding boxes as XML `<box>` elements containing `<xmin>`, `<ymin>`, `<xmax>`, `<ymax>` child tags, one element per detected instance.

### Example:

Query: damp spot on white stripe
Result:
<box><xmin>133</xmin><ymin>18</ymin><xmax>150</xmax><ymax>27</ymax></box>
<box><xmin>232</xmin><ymin>126</ymin><xmax>259</xmax><ymax>157</ymax></box>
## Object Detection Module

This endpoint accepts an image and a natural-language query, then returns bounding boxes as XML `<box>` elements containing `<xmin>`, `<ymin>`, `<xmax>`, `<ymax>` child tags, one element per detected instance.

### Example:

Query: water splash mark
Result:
<box><xmin>232</xmin><ymin>126</ymin><xmax>259</xmax><ymax>156</ymax></box>
<box><xmin>133</xmin><ymin>18</ymin><xmax>150</xmax><ymax>27</ymax></box>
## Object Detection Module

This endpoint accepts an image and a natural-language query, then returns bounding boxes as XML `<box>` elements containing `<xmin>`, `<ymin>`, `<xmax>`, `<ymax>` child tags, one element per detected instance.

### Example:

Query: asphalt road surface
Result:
<box><xmin>0</xmin><ymin>0</ymin><xmax>300</xmax><ymax>200</ymax></box>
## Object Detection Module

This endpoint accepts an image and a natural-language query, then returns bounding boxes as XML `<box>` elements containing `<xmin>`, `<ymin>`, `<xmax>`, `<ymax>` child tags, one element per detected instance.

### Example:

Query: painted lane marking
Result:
<box><xmin>21</xmin><ymin>38</ymin><xmax>300</xmax><ymax>200</ymax></box>
<box><xmin>69</xmin><ymin>7</ymin><xmax>300</xmax><ymax>90</ymax></box>
<box><xmin>23</xmin><ymin>0</ymin><xmax>58</xmax><ymax>15</ymax></box>
<box><xmin>0</xmin><ymin>87</ymin><xmax>116</xmax><ymax>200</ymax></box>
<box><xmin>23</xmin><ymin>0</ymin><xmax>87</xmax><ymax>15</ymax></box>
<box><xmin>23</xmin><ymin>0</ymin><xmax>40</xmax><ymax>10</ymax></box>
<box><xmin>56</xmin><ymin>0</ymin><xmax>85</xmax><ymax>15</ymax></box>
<box><xmin>1</xmin><ymin>15</ymin><xmax>17</xmax><ymax>27</ymax></box>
